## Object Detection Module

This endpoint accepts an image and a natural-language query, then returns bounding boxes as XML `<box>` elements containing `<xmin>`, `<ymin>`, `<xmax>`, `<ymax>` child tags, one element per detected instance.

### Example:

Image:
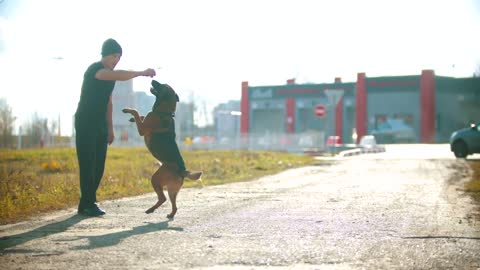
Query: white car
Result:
<box><xmin>359</xmin><ymin>135</ymin><xmax>377</xmax><ymax>148</ymax></box>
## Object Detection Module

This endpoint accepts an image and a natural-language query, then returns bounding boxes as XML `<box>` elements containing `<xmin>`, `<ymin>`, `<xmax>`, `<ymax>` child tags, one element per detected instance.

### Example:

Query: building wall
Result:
<box><xmin>247</xmin><ymin>82</ymin><xmax>355</xmax><ymax>137</ymax></box>
<box><xmin>241</xmin><ymin>71</ymin><xmax>480</xmax><ymax>145</ymax></box>
<box><xmin>134</xmin><ymin>91</ymin><xmax>155</xmax><ymax>116</ymax></box>
<box><xmin>176</xmin><ymin>102</ymin><xmax>195</xmax><ymax>140</ymax></box>
<box><xmin>295</xmin><ymin>97</ymin><xmax>327</xmax><ymax>133</ymax></box>
<box><xmin>250</xmin><ymin>99</ymin><xmax>285</xmax><ymax>135</ymax></box>
<box><xmin>111</xmin><ymin>81</ymin><xmax>136</xmax><ymax>143</ymax></box>
<box><xmin>436</xmin><ymin>76</ymin><xmax>480</xmax><ymax>142</ymax></box>
<box><xmin>214</xmin><ymin>100</ymin><xmax>241</xmax><ymax>141</ymax></box>
<box><xmin>366</xmin><ymin>76</ymin><xmax>421</xmax><ymax>142</ymax></box>
<box><xmin>112</xmin><ymin>80</ymin><xmax>135</xmax><ymax>126</ymax></box>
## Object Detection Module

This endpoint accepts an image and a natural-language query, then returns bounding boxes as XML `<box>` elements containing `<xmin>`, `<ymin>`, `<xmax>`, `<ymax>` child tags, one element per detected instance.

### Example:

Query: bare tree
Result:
<box><xmin>22</xmin><ymin>113</ymin><xmax>60</xmax><ymax>148</ymax></box>
<box><xmin>23</xmin><ymin>113</ymin><xmax>43</xmax><ymax>147</ymax></box>
<box><xmin>474</xmin><ymin>65</ymin><xmax>480</xmax><ymax>77</ymax></box>
<box><xmin>0</xmin><ymin>98</ymin><xmax>16</xmax><ymax>148</ymax></box>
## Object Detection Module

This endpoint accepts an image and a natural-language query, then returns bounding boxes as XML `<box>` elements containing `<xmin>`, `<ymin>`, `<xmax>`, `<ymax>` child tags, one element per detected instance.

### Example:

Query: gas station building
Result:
<box><xmin>240</xmin><ymin>70</ymin><xmax>480</xmax><ymax>144</ymax></box>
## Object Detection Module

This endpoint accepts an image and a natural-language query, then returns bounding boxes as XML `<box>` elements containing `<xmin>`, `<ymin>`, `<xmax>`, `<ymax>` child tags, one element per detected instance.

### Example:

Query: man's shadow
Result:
<box><xmin>71</xmin><ymin>220</ymin><xmax>183</xmax><ymax>250</ymax></box>
<box><xmin>0</xmin><ymin>214</ymin><xmax>87</xmax><ymax>253</ymax></box>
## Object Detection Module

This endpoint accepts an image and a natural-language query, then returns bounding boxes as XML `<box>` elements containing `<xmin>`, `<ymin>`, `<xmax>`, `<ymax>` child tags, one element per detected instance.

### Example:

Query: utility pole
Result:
<box><xmin>58</xmin><ymin>114</ymin><xmax>61</xmax><ymax>137</ymax></box>
<box><xmin>17</xmin><ymin>126</ymin><xmax>22</xmax><ymax>150</ymax></box>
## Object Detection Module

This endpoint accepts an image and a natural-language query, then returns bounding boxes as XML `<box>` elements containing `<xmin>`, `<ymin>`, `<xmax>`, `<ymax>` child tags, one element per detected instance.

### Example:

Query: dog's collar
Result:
<box><xmin>154</xmin><ymin>111</ymin><xmax>175</xmax><ymax>117</ymax></box>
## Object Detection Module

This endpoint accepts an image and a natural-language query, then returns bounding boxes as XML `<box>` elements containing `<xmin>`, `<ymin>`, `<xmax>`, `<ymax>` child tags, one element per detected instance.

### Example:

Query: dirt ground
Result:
<box><xmin>1</xmin><ymin>154</ymin><xmax>479</xmax><ymax>269</ymax></box>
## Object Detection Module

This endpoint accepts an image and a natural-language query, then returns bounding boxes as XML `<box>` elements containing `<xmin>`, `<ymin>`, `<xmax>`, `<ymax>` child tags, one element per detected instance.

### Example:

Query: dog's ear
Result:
<box><xmin>162</xmin><ymin>84</ymin><xmax>180</xmax><ymax>102</ymax></box>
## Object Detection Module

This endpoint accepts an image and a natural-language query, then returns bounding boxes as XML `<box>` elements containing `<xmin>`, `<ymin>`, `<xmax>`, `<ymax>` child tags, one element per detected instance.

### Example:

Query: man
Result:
<box><xmin>75</xmin><ymin>38</ymin><xmax>156</xmax><ymax>216</ymax></box>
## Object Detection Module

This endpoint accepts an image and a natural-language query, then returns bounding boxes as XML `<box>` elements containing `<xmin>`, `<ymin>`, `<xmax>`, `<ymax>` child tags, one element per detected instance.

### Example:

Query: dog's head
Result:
<box><xmin>150</xmin><ymin>80</ymin><xmax>179</xmax><ymax>113</ymax></box>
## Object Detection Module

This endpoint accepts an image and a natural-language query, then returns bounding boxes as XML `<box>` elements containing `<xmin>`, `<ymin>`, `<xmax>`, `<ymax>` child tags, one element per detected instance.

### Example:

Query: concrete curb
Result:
<box><xmin>341</xmin><ymin>146</ymin><xmax>386</xmax><ymax>157</ymax></box>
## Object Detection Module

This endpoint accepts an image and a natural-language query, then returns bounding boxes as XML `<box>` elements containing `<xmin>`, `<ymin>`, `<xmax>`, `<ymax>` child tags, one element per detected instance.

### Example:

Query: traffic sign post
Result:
<box><xmin>314</xmin><ymin>105</ymin><xmax>326</xmax><ymax>118</ymax></box>
<box><xmin>324</xmin><ymin>89</ymin><xmax>345</xmax><ymax>156</ymax></box>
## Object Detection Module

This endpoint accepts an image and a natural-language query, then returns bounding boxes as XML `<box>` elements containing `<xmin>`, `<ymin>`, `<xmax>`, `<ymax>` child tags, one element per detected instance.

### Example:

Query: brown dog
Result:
<box><xmin>123</xmin><ymin>80</ymin><xmax>201</xmax><ymax>219</ymax></box>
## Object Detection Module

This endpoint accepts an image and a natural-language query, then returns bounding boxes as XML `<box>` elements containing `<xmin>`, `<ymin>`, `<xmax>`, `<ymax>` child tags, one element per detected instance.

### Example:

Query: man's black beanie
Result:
<box><xmin>101</xmin><ymin>38</ymin><xmax>122</xmax><ymax>57</ymax></box>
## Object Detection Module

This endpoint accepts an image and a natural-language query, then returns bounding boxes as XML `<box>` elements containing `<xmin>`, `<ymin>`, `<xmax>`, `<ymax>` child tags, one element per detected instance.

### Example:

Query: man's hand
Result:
<box><xmin>142</xmin><ymin>68</ymin><xmax>156</xmax><ymax>77</ymax></box>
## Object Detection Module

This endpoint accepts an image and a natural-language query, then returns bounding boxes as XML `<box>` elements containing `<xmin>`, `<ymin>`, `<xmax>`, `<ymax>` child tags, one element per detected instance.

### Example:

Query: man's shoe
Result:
<box><xmin>78</xmin><ymin>206</ymin><xmax>105</xmax><ymax>217</ymax></box>
<box><xmin>94</xmin><ymin>203</ymin><xmax>106</xmax><ymax>215</ymax></box>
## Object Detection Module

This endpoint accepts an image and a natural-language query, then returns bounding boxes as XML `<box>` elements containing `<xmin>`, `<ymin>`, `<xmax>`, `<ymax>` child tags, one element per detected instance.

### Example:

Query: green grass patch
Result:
<box><xmin>465</xmin><ymin>161</ymin><xmax>480</xmax><ymax>202</ymax></box>
<box><xmin>0</xmin><ymin>148</ymin><xmax>315</xmax><ymax>224</ymax></box>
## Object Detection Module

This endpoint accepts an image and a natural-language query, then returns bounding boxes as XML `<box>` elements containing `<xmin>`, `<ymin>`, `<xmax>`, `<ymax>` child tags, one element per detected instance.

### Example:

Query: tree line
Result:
<box><xmin>0</xmin><ymin>98</ymin><xmax>61</xmax><ymax>149</ymax></box>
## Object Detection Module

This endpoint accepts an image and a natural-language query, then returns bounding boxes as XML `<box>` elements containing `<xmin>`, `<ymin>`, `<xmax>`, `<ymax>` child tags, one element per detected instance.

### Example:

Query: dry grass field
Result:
<box><xmin>465</xmin><ymin>160</ymin><xmax>480</xmax><ymax>203</ymax></box>
<box><xmin>0</xmin><ymin>148</ymin><xmax>315</xmax><ymax>224</ymax></box>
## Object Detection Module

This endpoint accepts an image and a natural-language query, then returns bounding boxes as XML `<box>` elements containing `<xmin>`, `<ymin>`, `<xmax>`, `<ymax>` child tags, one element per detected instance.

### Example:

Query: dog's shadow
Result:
<box><xmin>0</xmin><ymin>214</ymin><xmax>88</xmax><ymax>252</ymax></box>
<box><xmin>70</xmin><ymin>220</ymin><xmax>183</xmax><ymax>250</ymax></box>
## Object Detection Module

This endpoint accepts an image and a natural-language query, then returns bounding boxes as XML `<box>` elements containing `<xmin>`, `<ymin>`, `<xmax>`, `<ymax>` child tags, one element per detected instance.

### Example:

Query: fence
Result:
<box><xmin>182</xmin><ymin>131</ymin><xmax>326</xmax><ymax>153</ymax></box>
<box><xmin>3</xmin><ymin>132</ymin><xmax>327</xmax><ymax>154</ymax></box>
<box><xmin>1</xmin><ymin>135</ymin><xmax>72</xmax><ymax>149</ymax></box>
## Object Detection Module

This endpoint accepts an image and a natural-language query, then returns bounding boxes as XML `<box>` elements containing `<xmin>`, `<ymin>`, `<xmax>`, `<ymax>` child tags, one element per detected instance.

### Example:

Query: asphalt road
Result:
<box><xmin>1</xmin><ymin>145</ymin><xmax>480</xmax><ymax>269</ymax></box>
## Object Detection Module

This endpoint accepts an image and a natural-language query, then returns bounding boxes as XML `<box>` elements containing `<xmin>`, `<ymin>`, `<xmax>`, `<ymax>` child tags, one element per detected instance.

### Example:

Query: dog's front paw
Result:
<box><xmin>122</xmin><ymin>108</ymin><xmax>136</xmax><ymax>114</ymax></box>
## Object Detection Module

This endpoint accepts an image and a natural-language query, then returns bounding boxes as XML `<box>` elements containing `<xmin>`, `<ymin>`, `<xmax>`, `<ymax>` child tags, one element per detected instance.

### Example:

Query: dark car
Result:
<box><xmin>449</xmin><ymin>122</ymin><xmax>480</xmax><ymax>158</ymax></box>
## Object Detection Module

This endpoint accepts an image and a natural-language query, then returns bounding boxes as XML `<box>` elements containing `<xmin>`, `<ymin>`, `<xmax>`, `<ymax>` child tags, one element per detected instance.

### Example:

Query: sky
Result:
<box><xmin>1</xmin><ymin>0</ymin><xmax>480</xmax><ymax>135</ymax></box>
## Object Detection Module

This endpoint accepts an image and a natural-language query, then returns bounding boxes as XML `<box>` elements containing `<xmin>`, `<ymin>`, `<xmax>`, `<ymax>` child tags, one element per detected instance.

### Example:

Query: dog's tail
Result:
<box><xmin>185</xmin><ymin>175</ymin><xmax>205</xmax><ymax>187</ymax></box>
<box><xmin>185</xmin><ymin>171</ymin><xmax>203</xmax><ymax>181</ymax></box>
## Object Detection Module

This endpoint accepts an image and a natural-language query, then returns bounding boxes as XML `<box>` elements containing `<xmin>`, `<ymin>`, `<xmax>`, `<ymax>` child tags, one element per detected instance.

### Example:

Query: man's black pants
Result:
<box><xmin>75</xmin><ymin>120</ymin><xmax>108</xmax><ymax>210</ymax></box>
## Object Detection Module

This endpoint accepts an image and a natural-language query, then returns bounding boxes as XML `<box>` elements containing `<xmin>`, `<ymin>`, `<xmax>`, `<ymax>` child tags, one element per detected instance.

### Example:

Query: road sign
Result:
<box><xmin>314</xmin><ymin>105</ymin><xmax>326</xmax><ymax>118</ymax></box>
<box><xmin>324</xmin><ymin>89</ymin><xmax>344</xmax><ymax>106</ymax></box>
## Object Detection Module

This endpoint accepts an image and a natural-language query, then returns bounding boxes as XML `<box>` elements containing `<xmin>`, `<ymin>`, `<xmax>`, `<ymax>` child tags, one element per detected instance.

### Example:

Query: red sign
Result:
<box><xmin>314</xmin><ymin>105</ymin><xmax>326</xmax><ymax>118</ymax></box>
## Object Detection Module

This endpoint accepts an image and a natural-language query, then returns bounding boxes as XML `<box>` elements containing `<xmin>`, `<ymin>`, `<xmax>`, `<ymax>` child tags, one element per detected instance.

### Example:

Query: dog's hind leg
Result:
<box><xmin>166</xmin><ymin>179</ymin><xmax>182</xmax><ymax>219</ymax></box>
<box><xmin>145</xmin><ymin>168</ymin><xmax>167</xmax><ymax>214</ymax></box>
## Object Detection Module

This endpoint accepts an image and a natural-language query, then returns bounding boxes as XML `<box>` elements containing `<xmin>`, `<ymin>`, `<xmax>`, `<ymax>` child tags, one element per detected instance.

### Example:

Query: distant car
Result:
<box><xmin>449</xmin><ymin>122</ymin><xmax>480</xmax><ymax>158</ymax></box>
<box><xmin>370</xmin><ymin>119</ymin><xmax>416</xmax><ymax>143</ymax></box>
<box><xmin>298</xmin><ymin>135</ymin><xmax>314</xmax><ymax>147</ymax></box>
<box><xmin>359</xmin><ymin>135</ymin><xmax>377</xmax><ymax>148</ymax></box>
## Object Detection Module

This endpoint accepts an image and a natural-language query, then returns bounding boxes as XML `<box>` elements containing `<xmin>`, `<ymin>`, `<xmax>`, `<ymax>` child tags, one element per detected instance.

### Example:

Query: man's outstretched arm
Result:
<box><xmin>96</xmin><ymin>68</ymin><xmax>156</xmax><ymax>81</ymax></box>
